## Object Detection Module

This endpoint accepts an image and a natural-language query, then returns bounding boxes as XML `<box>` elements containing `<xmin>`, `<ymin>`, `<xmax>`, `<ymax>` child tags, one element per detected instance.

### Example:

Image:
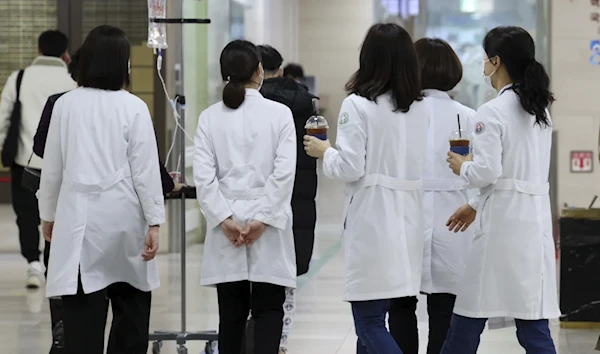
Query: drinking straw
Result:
<box><xmin>457</xmin><ymin>114</ymin><xmax>462</xmax><ymax>138</ymax></box>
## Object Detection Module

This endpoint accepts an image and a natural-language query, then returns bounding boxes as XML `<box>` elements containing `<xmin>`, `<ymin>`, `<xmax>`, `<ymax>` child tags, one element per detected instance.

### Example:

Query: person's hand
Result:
<box><xmin>303</xmin><ymin>135</ymin><xmax>331</xmax><ymax>158</ymax></box>
<box><xmin>446</xmin><ymin>204</ymin><xmax>477</xmax><ymax>233</ymax></box>
<box><xmin>242</xmin><ymin>220</ymin><xmax>267</xmax><ymax>247</ymax></box>
<box><xmin>42</xmin><ymin>221</ymin><xmax>54</xmax><ymax>242</ymax></box>
<box><xmin>221</xmin><ymin>218</ymin><xmax>245</xmax><ymax>247</ymax></box>
<box><xmin>447</xmin><ymin>152</ymin><xmax>473</xmax><ymax>176</ymax></box>
<box><xmin>142</xmin><ymin>226</ymin><xmax>160</xmax><ymax>261</ymax></box>
<box><xmin>172</xmin><ymin>183</ymin><xmax>185</xmax><ymax>192</ymax></box>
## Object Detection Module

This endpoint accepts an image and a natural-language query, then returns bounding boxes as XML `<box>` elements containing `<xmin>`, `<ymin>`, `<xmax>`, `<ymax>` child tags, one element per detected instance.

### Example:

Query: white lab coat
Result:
<box><xmin>455</xmin><ymin>85</ymin><xmax>561</xmax><ymax>320</ymax></box>
<box><xmin>323</xmin><ymin>93</ymin><xmax>430</xmax><ymax>302</ymax></box>
<box><xmin>194</xmin><ymin>89</ymin><xmax>297</xmax><ymax>288</ymax></box>
<box><xmin>421</xmin><ymin>90</ymin><xmax>476</xmax><ymax>295</ymax></box>
<box><xmin>39</xmin><ymin>88</ymin><xmax>165</xmax><ymax>298</ymax></box>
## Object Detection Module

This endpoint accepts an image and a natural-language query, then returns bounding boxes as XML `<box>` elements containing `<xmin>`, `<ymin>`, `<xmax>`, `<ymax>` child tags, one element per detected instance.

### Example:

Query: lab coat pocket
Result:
<box><xmin>341</xmin><ymin>192</ymin><xmax>354</xmax><ymax>234</ymax></box>
<box><xmin>477</xmin><ymin>193</ymin><xmax>493</xmax><ymax>232</ymax></box>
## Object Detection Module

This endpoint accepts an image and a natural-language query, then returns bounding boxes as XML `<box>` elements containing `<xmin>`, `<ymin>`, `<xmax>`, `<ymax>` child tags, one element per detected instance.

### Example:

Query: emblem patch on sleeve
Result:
<box><xmin>475</xmin><ymin>122</ymin><xmax>485</xmax><ymax>134</ymax></box>
<box><xmin>339</xmin><ymin>112</ymin><xmax>349</xmax><ymax>125</ymax></box>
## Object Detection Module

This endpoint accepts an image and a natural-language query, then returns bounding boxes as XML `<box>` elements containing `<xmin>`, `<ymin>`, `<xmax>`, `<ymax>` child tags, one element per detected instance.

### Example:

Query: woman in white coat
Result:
<box><xmin>193</xmin><ymin>40</ymin><xmax>297</xmax><ymax>354</ymax></box>
<box><xmin>443</xmin><ymin>26</ymin><xmax>560</xmax><ymax>353</ymax></box>
<box><xmin>389</xmin><ymin>38</ymin><xmax>476</xmax><ymax>354</ymax></box>
<box><xmin>304</xmin><ymin>23</ymin><xmax>430</xmax><ymax>354</ymax></box>
<box><xmin>38</xmin><ymin>25</ymin><xmax>165</xmax><ymax>354</ymax></box>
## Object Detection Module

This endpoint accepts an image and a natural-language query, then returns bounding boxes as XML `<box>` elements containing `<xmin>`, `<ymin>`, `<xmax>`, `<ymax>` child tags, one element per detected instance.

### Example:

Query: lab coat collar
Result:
<box><xmin>245</xmin><ymin>88</ymin><xmax>263</xmax><ymax>97</ymax></box>
<box><xmin>31</xmin><ymin>56</ymin><xmax>68</xmax><ymax>68</ymax></box>
<box><xmin>498</xmin><ymin>84</ymin><xmax>513</xmax><ymax>96</ymax></box>
<box><xmin>423</xmin><ymin>89</ymin><xmax>451</xmax><ymax>99</ymax></box>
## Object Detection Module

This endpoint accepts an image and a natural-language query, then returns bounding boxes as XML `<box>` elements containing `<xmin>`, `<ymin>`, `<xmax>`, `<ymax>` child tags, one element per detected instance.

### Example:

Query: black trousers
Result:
<box><xmin>217</xmin><ymin>281</ymin><xmax>285</xmax><ymax>354</ymax></box>
<box><xmin>11</xmin><ymin>164</ymin><xmax>40</xmax><ymax>263</ymax></box>
<box><xmin>388</xmin><ymin>294</ymin><xmax>457</xmax><ymax>354</ymax></box>
<box><xmin>61</xmin><ymin>276</ymin><xmax>152</xmax><ymax>354</ymax></box>
<box><xmin>44</xmin><ymin>241</ymin><xmax>65</xmax><ymax>353</ymax></box>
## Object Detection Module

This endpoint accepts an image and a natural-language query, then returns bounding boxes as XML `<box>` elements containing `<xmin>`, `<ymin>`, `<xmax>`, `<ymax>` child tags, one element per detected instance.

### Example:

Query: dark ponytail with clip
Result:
<box><xmin>220</xmin><ymin>40</ymin><xmax>261</xmax><ymax>109</ymax></box>
<box><xmin>483</xmin><ymin>26</ymin><xmax>554</xmax><ymax>127</ymax></box>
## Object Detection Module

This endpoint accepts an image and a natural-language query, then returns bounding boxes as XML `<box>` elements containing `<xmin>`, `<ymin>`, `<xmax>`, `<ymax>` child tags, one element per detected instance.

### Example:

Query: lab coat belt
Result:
<box><xmin>220</xmin><ymin>187</ymin><xmax>265</xmax><ymax>200</ymax></box>
<box><xmin>422</xmin><ymin>179</ymin><xmax>465</xmax><ymax>191</ymax></box>
<box><xmin>64</xmin><ymin>165</ymin><xmax>132</xmax><ymax>193</ymax></box>
<box><xmin>493</xmin><ymin>178</ymin><xmax>549</xmax><ymax>196</ymax></box>
<box><xmin>360</xmin><ymin>174</ymin><xmax>422</xmax><ymax>191</ymax></box>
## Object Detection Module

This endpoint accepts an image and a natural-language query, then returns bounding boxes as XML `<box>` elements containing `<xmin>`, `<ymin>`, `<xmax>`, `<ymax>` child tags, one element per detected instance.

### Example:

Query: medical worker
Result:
<box><xmin>389</xmin><ymin>38</ymin><xmax>476</xmax><ymax>354</ymax></box>
<box><xmin>443</xmin><ymin>26</ymin><xmax>560</xmax><ymax>353</ymax></box>
<box><xmin>304</xmin><ymin>23</ymin><xmax>430</xmax><ymax>354</ymax></box>
<box><xmin>193</xmin><ymin>40</ymin><xmax>297</xmax><ymax>354</ymax></box>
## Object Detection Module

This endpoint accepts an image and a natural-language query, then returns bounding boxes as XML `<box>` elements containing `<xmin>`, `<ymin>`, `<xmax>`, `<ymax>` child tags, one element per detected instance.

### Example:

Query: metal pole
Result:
<box><xmin>179</xmin><ymin>100</ymin><xmax>187</xmax><ymax>333</ymax></box>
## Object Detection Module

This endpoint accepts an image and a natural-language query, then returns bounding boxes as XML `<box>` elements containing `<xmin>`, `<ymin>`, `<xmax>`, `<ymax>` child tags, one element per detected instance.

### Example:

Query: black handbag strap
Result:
<box><xmin>15</xmin><ymin>69</ymin><xmax>24</xmax><ymax>102</ymax></box>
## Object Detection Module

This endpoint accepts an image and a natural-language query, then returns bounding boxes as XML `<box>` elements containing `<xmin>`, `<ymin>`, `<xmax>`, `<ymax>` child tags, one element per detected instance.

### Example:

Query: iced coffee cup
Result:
<box><xmin>449</xmin><ymin>129</ymin><xmax>471</xmax><ymax>156</ymax></box>
<box><xmin>305</xmin><ymin>115</ymin><xmax>329</xmax><ymax>141</ymax></box>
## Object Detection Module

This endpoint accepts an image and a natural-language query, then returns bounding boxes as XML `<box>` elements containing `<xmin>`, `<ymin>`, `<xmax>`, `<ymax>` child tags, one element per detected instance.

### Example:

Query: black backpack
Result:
<box><xmin>2</xmin><ymin>70</ymin><xmax>25</xmax><ymax>167</ymax></box>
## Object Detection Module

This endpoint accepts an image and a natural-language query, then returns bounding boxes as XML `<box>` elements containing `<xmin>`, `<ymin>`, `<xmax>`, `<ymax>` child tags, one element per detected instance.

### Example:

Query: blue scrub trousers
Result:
<box><xmin>440</xmin><ymin>314</ymin><xmax>557</xmax><ymax>354</ymax></box>
<box><xmin>351</xmin><ymin>300</ymin><xmax>403</xmax><ymax>354</ymax></box>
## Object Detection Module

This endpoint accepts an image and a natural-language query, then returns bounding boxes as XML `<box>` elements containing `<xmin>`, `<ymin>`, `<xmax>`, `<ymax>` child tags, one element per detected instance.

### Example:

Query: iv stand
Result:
<box><xmin>148</xmin><ymin>16</ymin><xmax>217</xmax><ymax>354</ymax></box>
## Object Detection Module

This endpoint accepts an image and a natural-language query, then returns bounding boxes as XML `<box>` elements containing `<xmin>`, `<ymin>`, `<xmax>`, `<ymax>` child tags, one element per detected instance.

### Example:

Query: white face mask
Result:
<box><xmin>482</xmin><ymin>58</ymin><xmax>497</xmax><ymax>88</ymax></box>
<box><xmin>258</xmin><ymin>68</ymin><xmax>264</xmax><ymax>90</ymax></box>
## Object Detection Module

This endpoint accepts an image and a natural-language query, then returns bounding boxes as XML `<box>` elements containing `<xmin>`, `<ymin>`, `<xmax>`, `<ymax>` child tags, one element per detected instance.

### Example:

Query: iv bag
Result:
<box><xmin>147</xmin><ymin>0</ymin><xmax>168</xmax><ymax>49</ymax></box>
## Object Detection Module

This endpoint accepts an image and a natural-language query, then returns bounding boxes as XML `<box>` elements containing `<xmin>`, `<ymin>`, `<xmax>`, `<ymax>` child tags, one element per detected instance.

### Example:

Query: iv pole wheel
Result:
<box><xmin>205</xmin><ymin>341</ymin><xmax>215</xmax><ymax>354</ymax></box>
<box><xmin>151</xmin><ymin>341</ymin><xmax>162</xmax><ymax>354</ymax></box>
<box><xmin>177</xmin><ymin>344</ymin><xmax>188</xmax><ymax>354</ymax></box>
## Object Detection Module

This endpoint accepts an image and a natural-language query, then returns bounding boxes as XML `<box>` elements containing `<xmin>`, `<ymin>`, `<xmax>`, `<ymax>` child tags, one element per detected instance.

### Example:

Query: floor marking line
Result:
<box><xmin>297</xmin><ymin>240</ymin><xmax>341</xmax><ymax>290</ymax></box>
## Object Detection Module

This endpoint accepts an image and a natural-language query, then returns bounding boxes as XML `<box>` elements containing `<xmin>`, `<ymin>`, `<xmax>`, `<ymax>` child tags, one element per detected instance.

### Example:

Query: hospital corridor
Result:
<box><xmin>2</xmin><ymin>0</ymin><xmax>600</xmax><ymax>353</ymax></box>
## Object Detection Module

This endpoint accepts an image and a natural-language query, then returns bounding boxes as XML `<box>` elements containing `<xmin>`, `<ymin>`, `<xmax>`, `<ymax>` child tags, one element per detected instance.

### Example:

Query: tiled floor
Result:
<box><xmin>0</xmin><ymin>174</ymin><xmax>599</xmax><ymax>353</ymax></box>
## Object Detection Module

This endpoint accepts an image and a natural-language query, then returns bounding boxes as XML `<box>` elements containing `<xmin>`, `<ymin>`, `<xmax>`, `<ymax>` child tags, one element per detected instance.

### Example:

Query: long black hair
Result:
<box><xmin>483</xmin><ymin>26</ymin><xmax>554</xmax><ymax>127</ymax></box>
<box><xmin>220</xmin><ymin>40</ymin><xmax>261</xmax><ymax>109</ymax></box>
<box><xmin>346</xmin><ymin>23</ymin><xmax>422</xmax><ymax>112</ymax></box>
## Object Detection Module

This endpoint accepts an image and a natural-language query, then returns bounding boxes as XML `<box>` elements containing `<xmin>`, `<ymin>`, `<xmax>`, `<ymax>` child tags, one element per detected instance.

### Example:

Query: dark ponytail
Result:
<box><xmin>219</xmin><ymin>40</ymin><xmax>262</xmax><ymax>110</ymax></box>
<box><xmin>483</xmin><ymin>26</ymin><xmax>554</xmax><ymax>127</ymax></box>
<box><xmin>514</xmin><ymin>60</ymin><xmax>554</xmax><ymax>127</ymax></box>
<box><xmin>222</xmin><ymin>80</ymin><xmax>246</xmax><ymax>109</ymax></box>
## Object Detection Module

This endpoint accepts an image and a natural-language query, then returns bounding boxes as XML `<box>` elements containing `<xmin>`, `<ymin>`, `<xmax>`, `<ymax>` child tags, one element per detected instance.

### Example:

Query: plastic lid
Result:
<box><xmin>449</xmin><ymin>129</ymin><xmax>470</xmax><ymax>141</ymax></box>
<box><xmin>305</xmin><ymin>115</ymin><xmax>329</xmax><ymax>129</ymax></box>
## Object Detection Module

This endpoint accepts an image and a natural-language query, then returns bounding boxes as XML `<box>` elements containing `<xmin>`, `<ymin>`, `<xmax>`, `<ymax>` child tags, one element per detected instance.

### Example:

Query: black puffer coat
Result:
<box><xmin>261</xmin><ymin>77</ymin><xmax>317</xmax><ymax>276</ymax></box>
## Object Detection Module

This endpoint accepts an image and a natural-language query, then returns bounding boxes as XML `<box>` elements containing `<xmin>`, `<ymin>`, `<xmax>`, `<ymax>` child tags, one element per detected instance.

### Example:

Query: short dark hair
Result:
<box><xmin>220</xmin><ymin>40</ymin><xmax>261</xmax><ymax>109</ymax></box>
<box><xmin>483</xmin><ymin>26</ymin><xmax>554</xmax><ymax>127</ymax></box>
<box><xmin>257</xmin><ymin>45</ymin><xmax>283</xmax><ymax>72</ymax></box>
<box><xmin>68</xmin><ymin>48</ymin><xmax>80</xmax><ymax>81</ymax></box>
<box><xmin>38</xmin><ymin>30</ymin><xmax>69</xmax><ymax>57</ymax></box>
<box><xmin>345</xmin><ymin>23</ymin><xmax>422</xmax><ymax>113</ymax></box>
<box><xmin>77</xmin><ymin>25</ymin><xmax>130</xmax><ymax>91</ymax></box>
<box><xmin>283</xmin><ymin>64</ymin><xmax>304</xmax><ymax>80</ymax></box>
<box><xmin>415</xmin><ymin>38</ymin><xmax>462</xmax><ymax>92</ymax></box>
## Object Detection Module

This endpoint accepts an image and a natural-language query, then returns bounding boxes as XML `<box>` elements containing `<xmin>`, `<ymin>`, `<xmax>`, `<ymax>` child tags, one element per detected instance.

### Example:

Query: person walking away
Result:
<box><xmin>388</xmin><ymin>38</ymin><xmax>476</xmax><ymax>354</ymax></box>
<box><xmin>258</xmin><ymin>44</ymin><xmax>317</xmax><ymax>354</ymax></box>
<box><xmin>33</xmin><ymin>47</ymin><xmax>179</xmax><ymax>354</ymax></box>
<box><xmin>283</xmin><ymin>63</ymin><xmax>305</xmax><ymax>83</ymax></box>
<box><xmin>38</xmin><ymin>25</ymin><xmax>165</xmax><ymax>354</ymax></box>
<box><xmin>194</xmin><ymin>40</ymin><xmax>297</xmax><ymax>354</ymax></box>
<box><xmin>304</xmin><ymin>23</ymin><xmax>430</xmax><ymax>354</ymax></box>
<box><xmin>443</xmin><ymin>26</ymin><xmax>560</xmax><ymax>353</ymax></box>
<box><xmin>0</xmin><ymin>30</ymin><xmax>76</xmax><ymax>288</ymax></box>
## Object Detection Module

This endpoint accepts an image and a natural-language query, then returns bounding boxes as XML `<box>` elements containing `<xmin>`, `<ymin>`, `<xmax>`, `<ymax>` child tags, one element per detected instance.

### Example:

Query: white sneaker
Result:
<box><xmin>26</xmin><ymin>261</ymin><xmax>43</xmax><ymax>289</ymax></box>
